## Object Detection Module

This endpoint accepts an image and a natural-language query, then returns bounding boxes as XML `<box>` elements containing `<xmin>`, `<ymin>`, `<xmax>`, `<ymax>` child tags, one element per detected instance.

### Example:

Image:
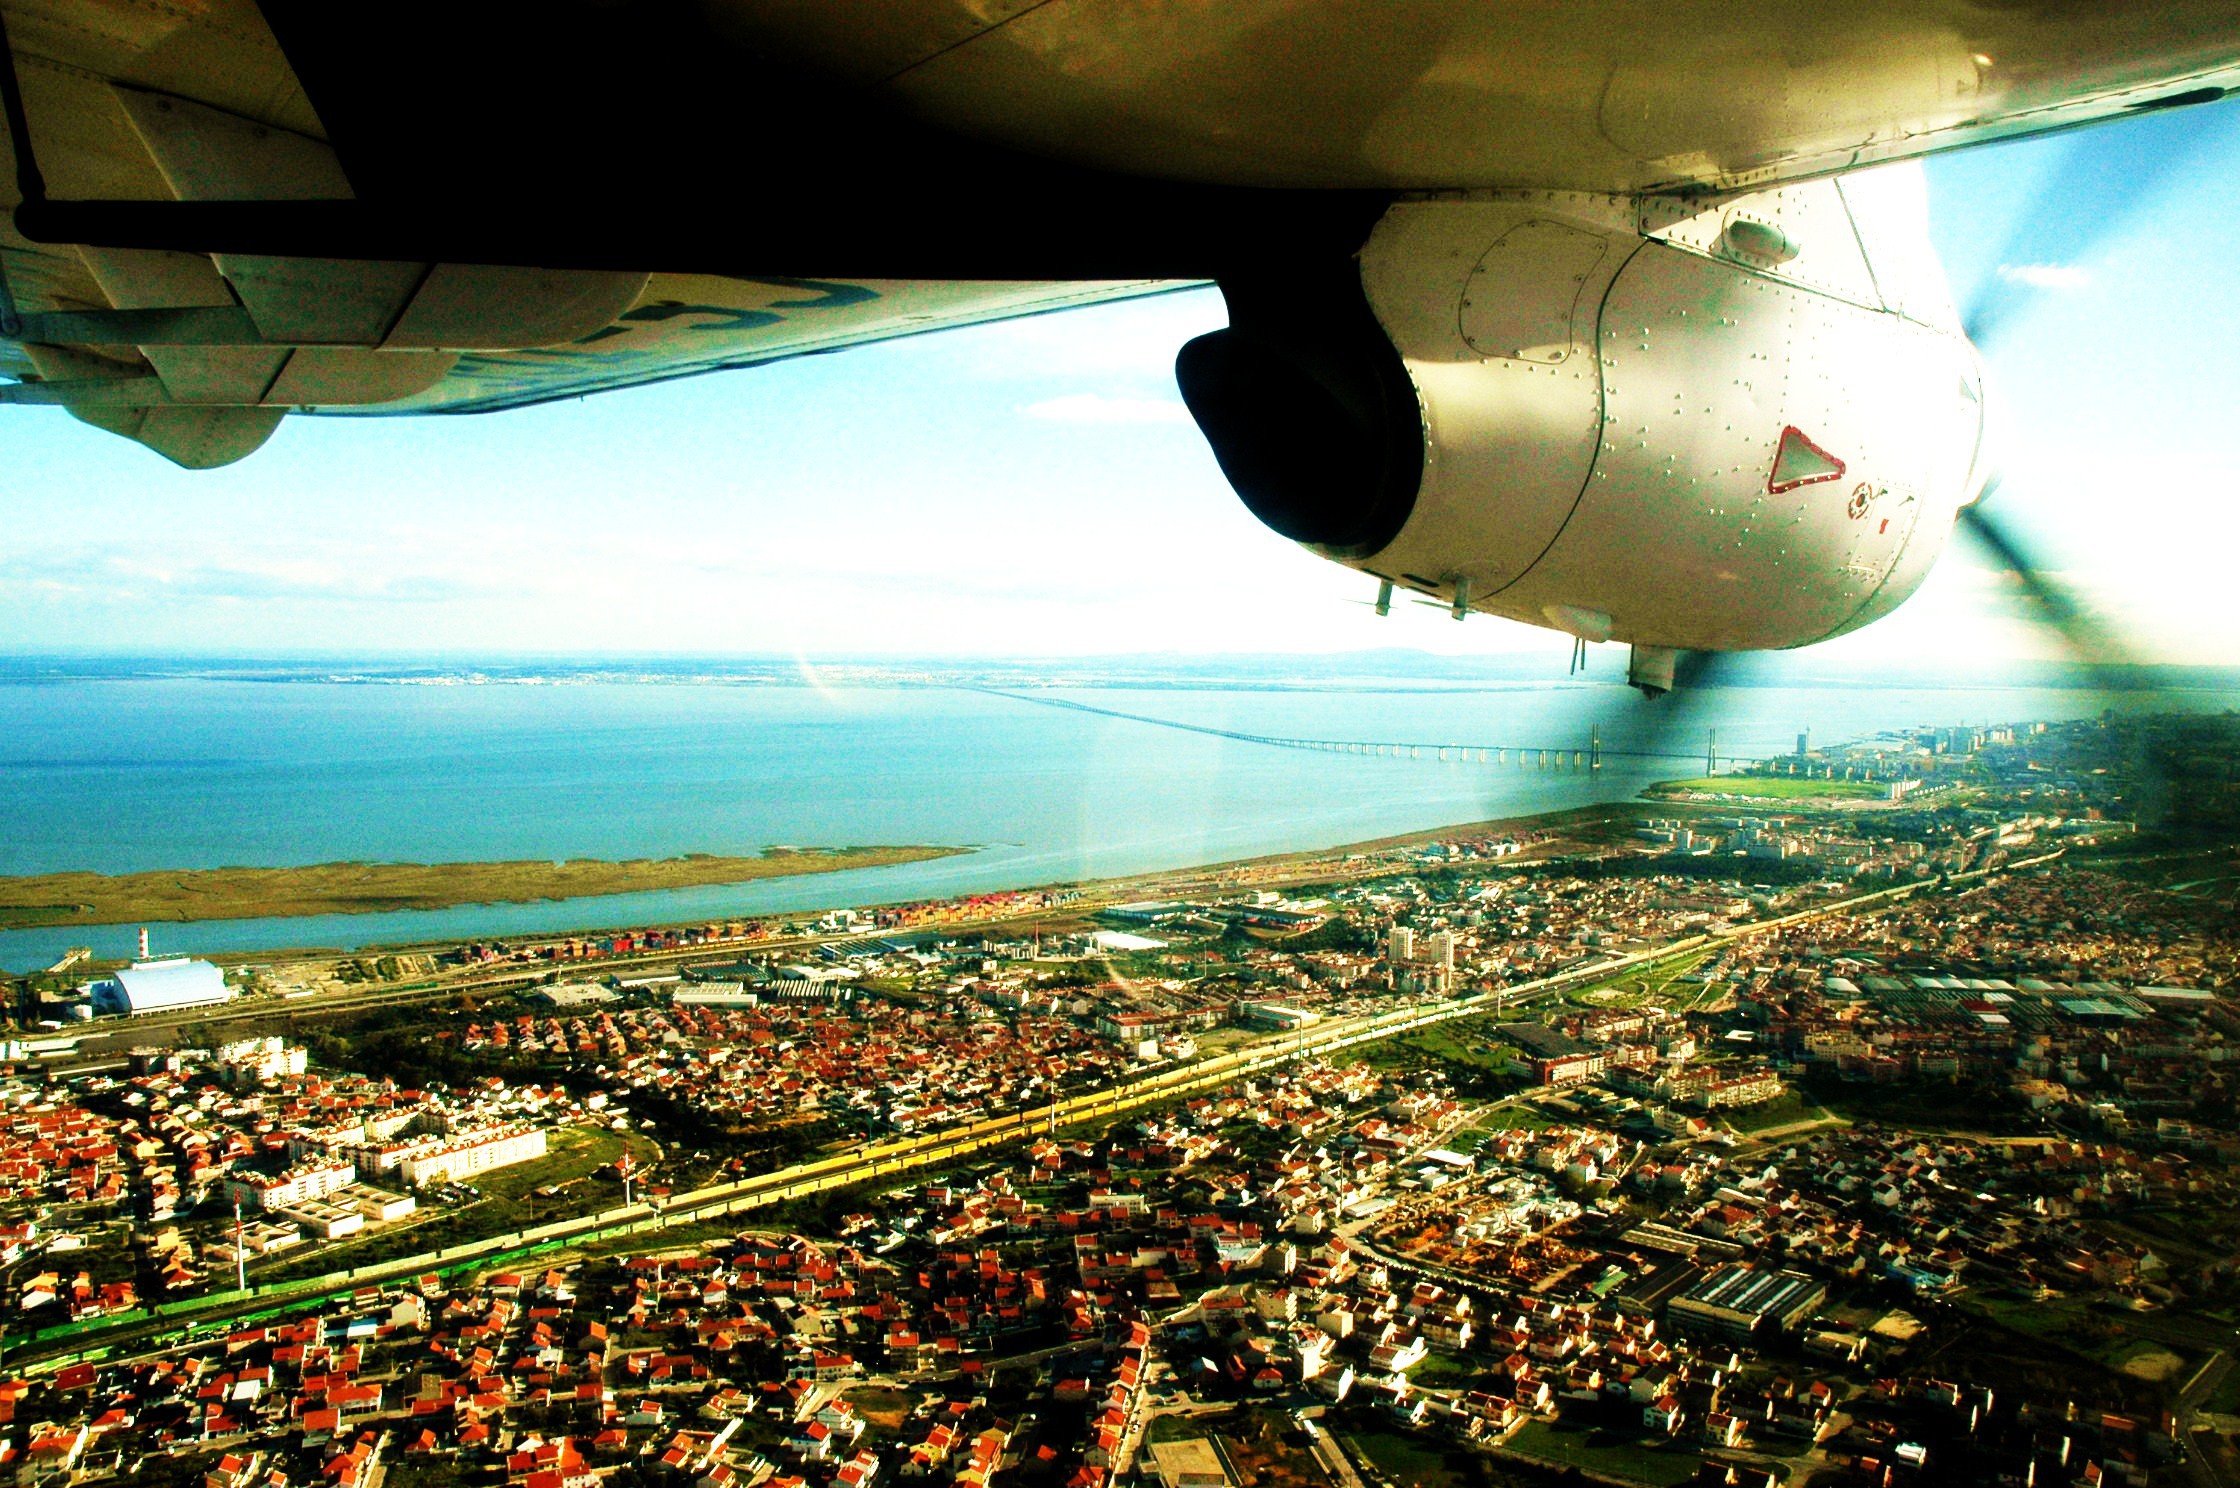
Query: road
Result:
<box><xmin>17</xmin><ymin>855</ymin><xmax>2039</xmax><ymax>1371</ymax></box>
<box><xmin>1298</xmin><ymin>1414</ymin><xmax>1371</xmax><ymax>1488</ymax></box>
<box><xmin>2180</xmin><ymin>1351</ymin><xmax>2239</xmax><ymax>1488</ymax></box>
<box><xmin>57</xmin><ymin>823</ymin><xmax>2051</xmax><ymax>1065</ymax></box>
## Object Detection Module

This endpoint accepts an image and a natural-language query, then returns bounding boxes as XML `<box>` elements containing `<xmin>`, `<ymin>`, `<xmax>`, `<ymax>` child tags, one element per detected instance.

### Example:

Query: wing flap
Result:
<box><xmin>356</xmin><ymin>275</ymin><xmax>1193</xmax><ymax>417</ymax></box>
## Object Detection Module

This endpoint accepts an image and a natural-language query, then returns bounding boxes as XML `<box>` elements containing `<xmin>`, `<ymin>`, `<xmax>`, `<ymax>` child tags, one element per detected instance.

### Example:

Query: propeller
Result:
<box><xmin>1339</xmin><ymin>573</ymin><xmax>1468</xmax><ymax>620</ymax></box>
<box><xmin>1341</xmin><ymin>578</ymin><xmax>1395</xmax><ymax>616</ymax></box>
<box><xmin>1938</xmin><ymin>101</ymin><xmax>2240</xmax><ymax>823</ymax></box>
<box><xmin>1957</xmin><ymin>97</ymin><xmax>2229</xmax><ymax>361</ymax></box>
<box><xmin>1491</xmin><ymin>104</ymin><xmax>2230</xmax><ymax>802</ymax></box>
<box><xmin>1939</xmin><ymin>102</ymin><xmax>2237</xmax><ymax>690</ymax></box>
<box><xmin>1952</xmin><ymin>495</ymin><xmax>2121</xmax><ymax>673</ymax></box>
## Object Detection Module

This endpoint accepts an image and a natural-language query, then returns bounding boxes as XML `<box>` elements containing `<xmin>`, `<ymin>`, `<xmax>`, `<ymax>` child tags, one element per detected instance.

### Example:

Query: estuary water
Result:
<box><xmin>0</xmin><ymin>672</ymin><xmax>2221</xmax><ymax>968</ymax></box>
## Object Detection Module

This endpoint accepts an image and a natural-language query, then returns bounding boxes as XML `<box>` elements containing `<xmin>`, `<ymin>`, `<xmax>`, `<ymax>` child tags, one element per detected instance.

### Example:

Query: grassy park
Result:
<box><xmin>1503</xmin><ymin>1419</ymin><xmax>1724</xmax><ymax>1486</ymax></box>
<box><xmin>1649</xmin><ymin>775</ymin><xmax>1883</xmax><ymax>802</ymax></box>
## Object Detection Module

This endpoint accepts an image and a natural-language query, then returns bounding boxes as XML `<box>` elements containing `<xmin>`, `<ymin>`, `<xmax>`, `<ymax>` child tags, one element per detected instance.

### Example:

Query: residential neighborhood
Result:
<box><xmin>0</xmin><ymin>713</ymin><xmax>2234</xmax><ymax>1488</ymax></box>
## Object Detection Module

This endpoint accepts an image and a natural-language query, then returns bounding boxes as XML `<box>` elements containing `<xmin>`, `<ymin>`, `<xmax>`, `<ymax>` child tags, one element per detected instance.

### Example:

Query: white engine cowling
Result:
<box><xmin>1179</xmin><ymin>168</ymin><xmax>1991</xmax><ymax>656</ymax></box>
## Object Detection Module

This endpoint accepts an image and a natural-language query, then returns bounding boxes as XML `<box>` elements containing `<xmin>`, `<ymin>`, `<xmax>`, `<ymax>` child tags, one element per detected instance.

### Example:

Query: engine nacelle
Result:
<box><xmin>1179</xmin><ymin>169</ymin><xmax>1990</xmax><ymax>656</ymax></box>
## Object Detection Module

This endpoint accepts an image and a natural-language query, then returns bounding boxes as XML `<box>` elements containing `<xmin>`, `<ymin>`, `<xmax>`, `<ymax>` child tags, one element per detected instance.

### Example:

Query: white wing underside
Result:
<box><xmin>0</xmin><ymin>3</ymin><xmax>1185</xmax><ymax>462</ymax></box>
<box><xmin>4</xmin><ymin>0</ymin><xmax>2239</xmax><ymax>465</ymax></box>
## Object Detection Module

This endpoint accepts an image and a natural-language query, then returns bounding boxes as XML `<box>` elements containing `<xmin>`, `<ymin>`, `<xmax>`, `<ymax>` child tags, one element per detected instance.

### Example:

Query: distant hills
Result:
<box><xmin>2</xmin><ymin>649</ymin><xmax>2236</xmax><ymax>695</ymax></box>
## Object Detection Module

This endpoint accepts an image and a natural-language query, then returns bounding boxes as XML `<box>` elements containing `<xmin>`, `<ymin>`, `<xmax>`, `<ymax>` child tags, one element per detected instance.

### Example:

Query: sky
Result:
<box><xmin>5</xmin><ymin>100</ymin><xmax>2240</xmax><ymax>666</ymax></box>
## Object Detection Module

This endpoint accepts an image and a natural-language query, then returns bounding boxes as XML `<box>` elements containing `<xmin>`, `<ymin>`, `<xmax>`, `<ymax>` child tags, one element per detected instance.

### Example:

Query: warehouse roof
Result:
<box><xmin>100</xmin><ymin>957</ymin><xmax>230</xmax><ymax>1012</ymax></box>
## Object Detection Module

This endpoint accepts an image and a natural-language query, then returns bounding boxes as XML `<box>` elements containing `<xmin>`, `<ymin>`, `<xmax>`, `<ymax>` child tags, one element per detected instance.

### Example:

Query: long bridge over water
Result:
<box><xmin>969</xmin><ymin>687</ymin><xmax>1755</xmax><ymax>771</ymax></box>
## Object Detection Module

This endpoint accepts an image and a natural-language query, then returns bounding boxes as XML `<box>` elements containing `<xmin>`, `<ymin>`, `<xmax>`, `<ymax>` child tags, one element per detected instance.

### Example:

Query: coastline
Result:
<box><xmin>0</xmin><ymin>846</ymin><xmax>975</xmax><ymax>931</ymax></box>
<box><xmin>3</xmin><ymin>671</ymin><xmax>2193</xmax><ymax>971</ymax></box>
<box><xmin>247</xmin><ymin>798</ymin><xmax>1697</xmax><ymax>964</ymax></box>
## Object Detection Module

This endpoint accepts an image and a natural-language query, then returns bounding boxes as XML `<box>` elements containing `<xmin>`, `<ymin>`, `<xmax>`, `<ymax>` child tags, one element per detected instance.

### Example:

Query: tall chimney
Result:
<box><xmin>138</xmin><ymin>927</ymin><xmax>150</xmax><ymax>960</ymax></box>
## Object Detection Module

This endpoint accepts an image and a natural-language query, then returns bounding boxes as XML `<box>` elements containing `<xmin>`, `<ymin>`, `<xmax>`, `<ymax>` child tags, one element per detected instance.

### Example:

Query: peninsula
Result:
<box><xmin>0</xmin><ymin>846</ymin><xmax>972</xmax><ymax>929</ymax></box>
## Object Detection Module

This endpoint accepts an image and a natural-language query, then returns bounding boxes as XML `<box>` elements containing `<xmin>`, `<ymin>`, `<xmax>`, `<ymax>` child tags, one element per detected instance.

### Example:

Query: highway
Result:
<box><xmin>967</xmin><ymin>686</ymin><xmax>1761</xmax><ymax>765</ymax></box>
<box><xmin>17</xmin><ymin>850</ymin><xmax>2062</xmax><ymax>1373</ymax></box>
<box><xmin>365</xmin><ymin>847</ymin><xmax>2058</xmax><ymax>1227</ymax></box>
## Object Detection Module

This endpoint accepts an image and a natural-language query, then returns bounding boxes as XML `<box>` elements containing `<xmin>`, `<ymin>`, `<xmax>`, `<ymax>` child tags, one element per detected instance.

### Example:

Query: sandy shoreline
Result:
<box><xmin>0</xmin><ymin>846</ymin><xmax>975</xmax><ymax>930</ymax></box>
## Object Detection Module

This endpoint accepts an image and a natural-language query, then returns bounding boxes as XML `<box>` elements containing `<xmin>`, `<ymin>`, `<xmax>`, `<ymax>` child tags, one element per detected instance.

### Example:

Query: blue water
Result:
<box><xmin>0</xmin><ymin>675</ymin><xmax>2221</xmax><ymax>967</ymax></box>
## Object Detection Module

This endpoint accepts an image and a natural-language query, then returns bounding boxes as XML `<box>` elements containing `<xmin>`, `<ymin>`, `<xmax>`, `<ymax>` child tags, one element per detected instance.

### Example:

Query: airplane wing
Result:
<box><xmin>736</xmin><ymin>2</ymin><xmax>2240</xmax><ymax>194</ymax></box>
<box><xmin>275</xmin><ymin>276</ymin><xmax>1191</xmax><ymax>417</ymax></box>
<box><xmin>4</xmin><ymin>0</ymin><xmax>2240</xmax><ymax>467</ymax></box>
<box><xmin>0</xmin><ymin>0</ymin><xmax>1193</xmax><ymax>461</ymax></box>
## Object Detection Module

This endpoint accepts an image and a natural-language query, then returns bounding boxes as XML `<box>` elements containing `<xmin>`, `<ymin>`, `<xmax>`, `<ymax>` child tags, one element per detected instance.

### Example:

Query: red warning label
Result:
<box><xmin>1768</xmin><ymin>426</ymin><xmax>1847</xmax><ymax>495</ymax></box>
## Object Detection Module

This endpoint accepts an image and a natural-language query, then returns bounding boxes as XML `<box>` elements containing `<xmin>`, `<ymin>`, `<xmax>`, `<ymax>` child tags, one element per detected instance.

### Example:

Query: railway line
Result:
<box><xmin>15</xmin><ymin>849</ymin><xmax>2063</xmax><ymax>1372</ymax></box>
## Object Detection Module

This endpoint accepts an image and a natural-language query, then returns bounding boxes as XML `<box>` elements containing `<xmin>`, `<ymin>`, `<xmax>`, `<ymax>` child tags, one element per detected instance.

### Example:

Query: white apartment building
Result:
<box><xmin>216</xmin><ymin>1036</ymin><xmax>308</xmax><ymax>1085</ymax></box>
<box><xmin>225</xmin><ymin>1159</ymin><xmax>358</xmax><ymax>1211</ymax></box>
<box><xmin>394</xmin><ymin>1126</ymin><xmax>549</xmax><ymax>1187</ymax></box>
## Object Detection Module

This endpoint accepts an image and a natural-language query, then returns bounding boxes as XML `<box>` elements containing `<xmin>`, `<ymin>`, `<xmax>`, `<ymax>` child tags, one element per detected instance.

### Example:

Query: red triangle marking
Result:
<box><xmin>1767</xmin><ymin>425</ymin><xmax>1847</xmax><ymax>494</ymax></box>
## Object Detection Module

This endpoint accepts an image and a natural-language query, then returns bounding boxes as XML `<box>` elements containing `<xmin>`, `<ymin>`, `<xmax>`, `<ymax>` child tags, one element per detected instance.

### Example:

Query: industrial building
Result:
<box><xmin>84</xmin><ymin>957</ymin><xmax>233</xmax><ymax>1017</ymax></box>
<box><xmin>278</xmin><ymin>1197</ymin><xmax>366</xmax><ymax>1241</ymax></box>
<box><xmin>345</xmin><ymin>1185</ymin><xmax>418</xmax><ymax>1222</ymax></box>
<box><xmin>1237</xmin><ymin>1002</ymin><xmax>1321</xmax><ymax>1031</ymax></box>
<box><xmin>671</xmin><ymin>981</ymin><xmax>761</xmax><ymax>1008</ymax></box>
<box><xmin>1667</xmin><ymin>1264</ymin><xmax>1828</xmax><ymax>1341</ymax></box>
<box><xmin>533</xmin><ymin>982</ymin><xmax>619</xmax><ymax>1007</ymax></box>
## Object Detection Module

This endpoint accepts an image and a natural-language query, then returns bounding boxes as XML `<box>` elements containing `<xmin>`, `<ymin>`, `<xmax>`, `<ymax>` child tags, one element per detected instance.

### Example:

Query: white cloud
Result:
<box><xmin>1020</xmin><ymin>393</ymin><xmax>1195</xmax><ymax>425</ymax></box>
<box><xmin>1997</xmin><ymin>262</ymin><xmax>2091</xmax><ymax>291</ymax></box>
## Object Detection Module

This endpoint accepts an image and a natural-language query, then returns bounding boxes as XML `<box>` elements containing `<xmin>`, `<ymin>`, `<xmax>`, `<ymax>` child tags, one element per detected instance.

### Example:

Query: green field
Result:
<box><xmin>1196</xmin><ymin>1025</ymin><xmax>1279</xmax><ymax>1055</ymax></box>
<box><xmin>1503</xmin><ymin>1419</ymin><xmax>1716</xmax><ymax>1486</ymax></box>
<box><xmin>1450</xmin><ymin>1105</ymin><xmax>1558</xmax><ymax>1153</ymax></box>
<box><xmin>1353</xmin><ymin>1017</ymin><xmax>1522</xmax><ymax>1091</ymax></box>
<box><xmin>1963</xmin><ymin>1292</ymin><xmax>2167</xmax><ymax>1382</ymax></box>
<box><xmin>247</xmin><ymin>1125</ymin><xmax>658</xmax><ymax>1285</ymax></box>
<box><xmin>1942</xmin><ymin>1294</ymin><xmax>2176</xmax><ymax>1413</ymax></box>
<box><xmin>1720</xmin><ymin>1090</ymin><xmax>1837</xmax><ymax>1134</ymax></box>
<box><xmin>1337</xmin><ymin>1420</ymin><xmax>1480</xmax><ymax>1488</ymax></box>
<box><xmin>1457</xmin><ymin>1104</ymin><xmax>1558</xmax><ymax>1140</ymax></box>
<box><xmin>1650</xmin><ymin>775</ymin><xmax>1882</xmax><ymax>802</ymax></box>
<box><xmin>1410</xmin><ymin>1348</ymin><xmax>1487</xmax><ymax>1389</ymax></box>
<box><xmin>2205</xmin><ymin>1362</ymin><xmax>2240</xmax><ymax>1417</ymax></box>
<box><xmin>478</xmin><ymin>1124</ymin><xmax>657</xmax><ymax>1204</ymax></box>
<box><xmin>381</xmin><ymin>1459</ymin><xmax>479</xmax><ymax>1488</ymax></box>
<box><xmin>576</xmin><ymin>1220</ymin><xmax>735</xmax><ymax>1259</ymax></box>
<box><xmin>1802</xmin><ymin>1077</ymin><xmax>2048</xmax><ymax>1138</ymax></box>
<box><xmin>1569</xmin><ymin>948</ymin><xmax>1716</xmax><ymax>1009</ymax></box>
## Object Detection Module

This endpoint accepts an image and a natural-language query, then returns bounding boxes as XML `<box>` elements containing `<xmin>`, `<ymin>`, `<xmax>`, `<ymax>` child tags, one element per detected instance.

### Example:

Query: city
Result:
<box><xmin>8</xmin><ymin>4</ymin><xmax>2240</xmax><ymax>1482</ymax></box>
<box><xmin>0</xmin><ymin>711</ymin><xmax>2232</xmax><ymax>1488</ymax></box>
